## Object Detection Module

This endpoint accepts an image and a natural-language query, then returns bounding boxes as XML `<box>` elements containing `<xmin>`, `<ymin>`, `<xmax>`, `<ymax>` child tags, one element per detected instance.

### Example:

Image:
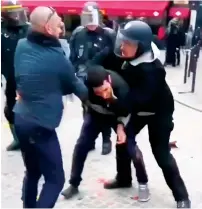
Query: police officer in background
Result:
<box><xmin>1</xmin><ymin>0</ymin><xmax>29</xmax><ymax>151</ymax></box>
<box><xmin>124</xmin><ymin>15</ymin><xmax>134</xmax><ymax>25</ymax></box>
<box><xmin>104</xmin><ymin>21</ymin><xmax>190</xmax><ymax>208</ymax></box>
<box><xmin>69</xmin><ymin>1</ymin><xmax>116</xmax><ymax>155</ymax></box>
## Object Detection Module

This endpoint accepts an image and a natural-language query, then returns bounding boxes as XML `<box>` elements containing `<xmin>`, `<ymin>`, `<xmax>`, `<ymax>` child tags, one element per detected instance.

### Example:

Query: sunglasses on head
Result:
<box><xmin>45</xmin><ymin>6</ymin><xmax>56</xmax><ymax>24</ymax></box>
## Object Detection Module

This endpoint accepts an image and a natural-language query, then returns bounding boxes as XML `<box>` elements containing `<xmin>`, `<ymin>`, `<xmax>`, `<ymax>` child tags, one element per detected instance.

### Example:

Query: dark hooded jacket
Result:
<box><xmin>118</xmin><ymin>42</ymin><xmax>174</xmax><ymax>115</ymax></box>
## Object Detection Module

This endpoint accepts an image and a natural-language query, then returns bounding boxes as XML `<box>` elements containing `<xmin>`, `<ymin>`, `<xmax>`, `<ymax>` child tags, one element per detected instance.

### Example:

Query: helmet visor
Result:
<box><xmin>114</xmin><ymin>26</ymin><xmax>138</xmax><ymax>58</ymax></box>
<box><xmin>81</xmin><ymin>9</ymin><xmax>100</xmax><ymax>26</ymax></box>
<box><xmin>3</xmin><ymin>8</ymin><xmax>28</xmax><ymax>25</ymax></box>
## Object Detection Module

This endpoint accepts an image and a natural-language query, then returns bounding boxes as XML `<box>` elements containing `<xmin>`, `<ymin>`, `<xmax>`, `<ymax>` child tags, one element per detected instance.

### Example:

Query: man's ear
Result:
<box><xmin>44</xmin><ymin>24</ymin><xmax>49</xmax><ymax>33</ymax></box>
<box><xmin>44</xmin><ymin>23</ymin><xmax>52</xmax><ymax>35</ymax></box>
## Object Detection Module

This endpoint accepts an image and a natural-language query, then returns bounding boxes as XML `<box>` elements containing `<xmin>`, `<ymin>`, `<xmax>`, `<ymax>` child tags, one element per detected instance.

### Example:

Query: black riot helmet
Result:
<box><xmin>80</xmin><ymin>1</ymin><xmax>101</xmax><ymax>27</ymax></box>
<box><xmin>1</xmin><ymin>0</ymin><xmax>28</xmax><ymax>27</ymax></box>
<box><xmin>114</xmin><ymin>20</ymin><xmax>153</xmax><ymax>59</ymax></box>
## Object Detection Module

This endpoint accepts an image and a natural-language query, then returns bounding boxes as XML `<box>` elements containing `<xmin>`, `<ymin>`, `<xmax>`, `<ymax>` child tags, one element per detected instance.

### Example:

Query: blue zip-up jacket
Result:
<box><xmin>13</xmin><ymin>31</ymin><xmax>88</xmax><ymax>129</ymax></box>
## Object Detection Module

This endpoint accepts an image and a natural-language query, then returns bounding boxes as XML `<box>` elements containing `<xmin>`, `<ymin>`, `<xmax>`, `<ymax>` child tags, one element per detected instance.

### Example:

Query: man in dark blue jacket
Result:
<box><xmin>14</xmin><ymin>6</ymin><xmax>88</xmax><ymax>208</ymax></box>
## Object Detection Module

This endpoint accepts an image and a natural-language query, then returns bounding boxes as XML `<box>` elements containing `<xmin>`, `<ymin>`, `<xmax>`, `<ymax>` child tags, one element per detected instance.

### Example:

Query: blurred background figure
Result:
<box><xmin>1</xmin><ymin>0</ymin><xmax>29</xmax><ymax>151</ymax></box>
<box><xmin>164</xmin><ymin>18</ymin><xmax>185</xmax><ymax>67</ymax></box>
<box><xmin>59</xmin><ymin>20</ymin><xmax>74</xmax><ymax>104</ymax></box>
<box><xmin>192</xmin><ymin>26</ymin><xmax>202</xmax><ymax>46</ymax></box>
<box><xmin>102</xmin><ymin>15</ymin><xmax>113</xmax><ymax>28</ymax></box>
<box><xmin>118</xmin><ymin>14</ymin><xmax>134</xmax><ymax>29</ymax></box>
<box><xmin>185</xmin><ymin>25</ymin><xmax>194</xmax><ymax>50</ymax></box>
<box><xmin>137</xmin><ymin>16</ymin><xmax>147</xmax><ymax>22</ymax></box>
<box><xmin>157</xmin><ymin>25</ymin><xmax>166</xmax><ymax>49</ymax></box>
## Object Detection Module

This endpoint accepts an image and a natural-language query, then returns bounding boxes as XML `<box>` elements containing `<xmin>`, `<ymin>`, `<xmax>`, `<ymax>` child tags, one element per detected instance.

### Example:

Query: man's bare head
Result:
<box><xmin>30</xmin><ymin>6</ymin><xmax>63</xmax><ymax>38</ymax></box>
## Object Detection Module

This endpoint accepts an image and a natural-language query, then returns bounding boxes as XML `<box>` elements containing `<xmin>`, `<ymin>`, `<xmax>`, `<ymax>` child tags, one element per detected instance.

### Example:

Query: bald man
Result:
<box><xmin>14</xmin><ymin>6</ymin><xmax>88</xmax><ymax>208</ymax></box>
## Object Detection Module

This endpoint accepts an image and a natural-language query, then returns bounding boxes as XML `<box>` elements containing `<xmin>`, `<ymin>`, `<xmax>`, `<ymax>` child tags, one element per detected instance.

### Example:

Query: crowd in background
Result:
<box><xmin>61</xmin><ymin>15</ymin><xmax>201</xmax><ymax>67</ymax></box>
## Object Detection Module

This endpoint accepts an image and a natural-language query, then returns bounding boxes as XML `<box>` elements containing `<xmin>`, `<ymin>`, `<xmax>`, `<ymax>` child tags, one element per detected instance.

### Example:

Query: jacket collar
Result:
<box><xmin>27</xmin><ymin>30</ymin><xmax>61</xmax><ymax>47</ymax></box>
<box><xmin>85</xmin><ymin>26</ymin><xmax>103</xmax><ymax>34</ymax></box>
<box><xmin>130</xmin><ymin>42</ymin><xmax>160</xmax><ymax>66</ymax></box>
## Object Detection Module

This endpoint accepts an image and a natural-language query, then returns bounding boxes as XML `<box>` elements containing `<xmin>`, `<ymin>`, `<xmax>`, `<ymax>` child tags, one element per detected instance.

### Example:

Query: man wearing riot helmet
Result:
<box><xmin>1</xmin><ymin>0</ymin><xmax>29</xmax><ymax>151</ymax></box>
<box><xmin>103</xmin><ymin>21</ymin><xmax>190</xmax><ymax>208</ymax></box>
<box><xmin>68</xmin><ymin>1</ymin><xmax>116</xmax><ymax>155</ymax></box>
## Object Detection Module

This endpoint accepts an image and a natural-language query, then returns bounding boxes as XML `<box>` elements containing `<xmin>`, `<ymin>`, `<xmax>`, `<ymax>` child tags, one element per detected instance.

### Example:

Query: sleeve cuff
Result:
<box><xmin>117</xmin><ymin>114</ymin><xmax>131</xmax><ymax>127</ymax></box>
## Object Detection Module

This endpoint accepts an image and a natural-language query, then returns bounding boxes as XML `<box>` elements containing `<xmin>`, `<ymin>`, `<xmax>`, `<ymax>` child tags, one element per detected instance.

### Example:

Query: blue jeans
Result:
<box><xmin>14</xmin><ymin>114</ymin><xmax>65</xmax><ymax>208</ymax></box>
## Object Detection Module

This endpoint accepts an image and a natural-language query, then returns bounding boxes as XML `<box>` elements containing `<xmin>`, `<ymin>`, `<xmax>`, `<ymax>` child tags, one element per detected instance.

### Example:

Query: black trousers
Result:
<box><xmin>176</xmin><ymin>48</ymin><xmax>180</xmax><ymax>65</ymax></box>
<box><xmin>82</xmin><ymin>106</ymin><xmax>111</xmax><ymax>143</ymax></box>
<box><xmin>14</xmin><ymin>115</ymin><xmax>65</xmax><ymax>208</ymax></box>
<box><xmin>4</xmin><ymin>76</ymin><xmax>16</xmax><ymax>124</ymax></box>
<box><xmin>165</xmin><ymin>44</ymin><xmax>177</xmax><ymax>66</ymax></box>
<box><xmin>119</xmin><ymin>113</ymin><xmax>189</xmax><ymax>201</ymax></box>
<box><xmin>4</xmin><ymin>76</ymin><xmax>19</xmax><ymax>143</ymax></box>
<box><xmin>69</xmin><ymin>112</ymin><xmax>148</xmax><ymax>187</ymax></box>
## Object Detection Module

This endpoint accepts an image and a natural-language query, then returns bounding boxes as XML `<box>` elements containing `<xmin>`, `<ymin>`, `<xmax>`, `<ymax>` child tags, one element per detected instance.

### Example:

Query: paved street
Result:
<box><xmin>1</xmin><ymin>51</ymin><xmax>202</xmax><ymax>208</ymax></box>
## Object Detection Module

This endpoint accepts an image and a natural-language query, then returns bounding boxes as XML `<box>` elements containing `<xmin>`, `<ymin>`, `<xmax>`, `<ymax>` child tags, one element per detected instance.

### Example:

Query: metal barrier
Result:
<box><xmin>183</xmin><ymin>42</ymin><xmax>201</xmax><ymax>93</ymax></box>
<box><xmin>183</xmin><ymin>50</ymin><xmax>189</xmax><ymax>84</ymax></box>
<box><xmin>191</xmin><ymin>42</ymin><xmax>200</xmax><ymax>93</ymax></box>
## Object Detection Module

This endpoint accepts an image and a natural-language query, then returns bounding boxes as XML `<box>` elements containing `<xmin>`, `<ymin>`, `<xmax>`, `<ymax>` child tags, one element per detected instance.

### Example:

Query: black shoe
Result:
<box><xmin>6</xmin><ymin>141</ymin><xmax>20</xmax><ymax>151</ymax></box>
<box><xmin>104</xmin><ymin>179</ymin><xmax>132</xmax><ymax>189</ymax></box>
<box><xmin>61</xmin><ymin>185</ymin><xmax>79</xmax><ymax>199</ymax></box>
<box><xmin>101</xmin><ymin>140</ymin><xmax>112</xmax><ymax>155</ymax></box>
<box><xmin>177</xmin><ymin>200</ymin><xmax>191</xmax><ymax>208</ymax></box>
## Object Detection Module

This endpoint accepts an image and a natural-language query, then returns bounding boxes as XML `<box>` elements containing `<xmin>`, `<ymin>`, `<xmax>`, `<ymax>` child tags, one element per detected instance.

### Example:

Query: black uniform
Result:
<box><xmin>165</xmin><ymin>20</ymin><xmax>184</xmax><ymax>67</ymax></box>
<box><xmin>1</xmin><ymin>1</ymin><xmax>29</xmax><ymax>151</ymax></box>
<box><xmin>62</xmin><ymin>67</ymin><xmax>148</xmax><ymax>199</ymax></box>
<box><xmin>106</xmin><ymin>20</ymin><xmax>190</xmax><ymax>208</ymax></box>
<box><xmin>69</xmin><ymin>25</ymin><xmax>116</xmax><ymax>154</ymax></box>
<box><xmin>69</xmin><ymin>26</ymin><xmax>116</xmax><ymax>73</ymax></box>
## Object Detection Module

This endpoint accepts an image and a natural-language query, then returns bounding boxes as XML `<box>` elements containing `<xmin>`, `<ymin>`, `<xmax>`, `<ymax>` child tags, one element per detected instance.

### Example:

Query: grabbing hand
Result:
<box><xmin>15</xmin><ymin>91</ymin><xmax>21</xmax><ymax>101</ymax></box>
